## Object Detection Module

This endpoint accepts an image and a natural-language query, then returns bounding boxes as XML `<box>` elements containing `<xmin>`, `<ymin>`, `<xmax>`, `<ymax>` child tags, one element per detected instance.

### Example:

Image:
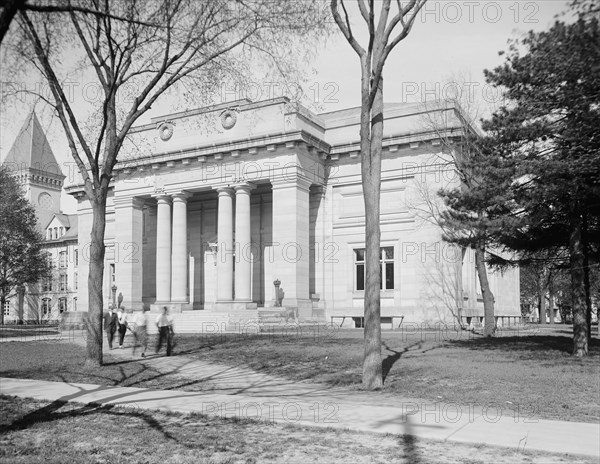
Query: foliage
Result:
<box><xmin>480</xmin><ymin>14</ymin><xmax>600</xmax><ymax>355</ymax></box>
<box><xmin>430</xmin><ymin>101</ymin><xmax>518</xmax><ymax>336</ymax></box>
<box><xmin>0</xmin><ymin>166</ymin><xmax>51</xmax><ymax>324</ymax></box>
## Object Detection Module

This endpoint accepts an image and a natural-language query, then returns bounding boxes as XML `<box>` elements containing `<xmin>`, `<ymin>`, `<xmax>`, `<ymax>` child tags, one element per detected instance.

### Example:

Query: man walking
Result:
<box><xmin>116</xmin><ymin>306</ymin><xmax>128</xmax><ymax>348</ymax></box>
<box><xmin>132</xmin><ymin>308</ymin><xmax>148</xmax><ymax>357</ymax></box>
<box><xmin>104</xmin><ymin>305</ymin><xmax>118</xmax><ymax>350</ymax></box>
<box><xmin>155</xmin><ymin>306</ymin><xmax>174</xmax><ymax>356</ymax></box>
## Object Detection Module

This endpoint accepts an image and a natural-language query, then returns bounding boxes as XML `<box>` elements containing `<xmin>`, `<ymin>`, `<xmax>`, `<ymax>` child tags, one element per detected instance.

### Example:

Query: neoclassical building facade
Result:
<box><xmin>66</xmin><ymin>97</ymin><xmax>520</xmax><ymax>328</ymax></box>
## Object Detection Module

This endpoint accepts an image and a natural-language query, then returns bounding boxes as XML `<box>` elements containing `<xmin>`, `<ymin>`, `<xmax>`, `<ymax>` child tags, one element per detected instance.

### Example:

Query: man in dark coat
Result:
<box><xmin>104</xmin><ymin>306</ymin><xmax>118</xmax><ymax>349</ymax></box>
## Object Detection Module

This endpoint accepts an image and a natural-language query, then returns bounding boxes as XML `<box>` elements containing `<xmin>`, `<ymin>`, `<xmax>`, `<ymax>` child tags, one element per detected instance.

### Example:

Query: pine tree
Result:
<box><xmin>482</xmin><ymin>15</ymin><xmax>600</xmax><ymax>355</ymax></box>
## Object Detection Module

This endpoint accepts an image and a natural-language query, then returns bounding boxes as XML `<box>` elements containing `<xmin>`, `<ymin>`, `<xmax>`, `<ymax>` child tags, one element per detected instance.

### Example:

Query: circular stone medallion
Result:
<box><xmin>158</xmin><ymin>122</ymin><xmax>174</xmax><ymax>141</ymax></box>
<box><xmin>220</xmin><ymin>110</ymin><xmax>237</xmax><ymax>130</ymax></box>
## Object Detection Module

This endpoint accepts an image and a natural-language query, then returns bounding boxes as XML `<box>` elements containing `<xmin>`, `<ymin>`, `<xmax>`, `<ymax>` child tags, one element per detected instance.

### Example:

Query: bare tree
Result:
<box><xmin>330</xmin><ymin>0</ymin><xmax>427</xmax><ymax>389</ymax></box>
<box><xmin>418</xmin><ymin>90</ymin><xmax>504</xmax><ymax>338</ymax></box>
<box><xmin>4</xmin><ymin>0</ymin><xmax>327</xmax><ymax>366</ymax></box>
<box><xmin>0</xmin><ymin>0</ymin><xmax>165</xmax><ymax>48</ymax></box>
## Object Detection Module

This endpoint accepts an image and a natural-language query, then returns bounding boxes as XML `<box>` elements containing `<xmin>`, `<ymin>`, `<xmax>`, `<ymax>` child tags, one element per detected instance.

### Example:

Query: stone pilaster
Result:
<box><xmin>271</xmin><ymin>176</ymin><xmax>311</xmax><ymax>311</ymax></box>
<box><xmin>114</xmin><ymin>196</ymin><xmax>145</xmax><ymax>310</ymax></box>
<box><xmin>309</xmin><ymin>185</ymin><xmax>327</xmax><ymax>320</ymax></box>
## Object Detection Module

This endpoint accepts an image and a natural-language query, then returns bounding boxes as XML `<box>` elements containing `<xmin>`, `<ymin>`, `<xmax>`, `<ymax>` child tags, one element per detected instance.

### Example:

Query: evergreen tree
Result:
<box><xmin>482</xmin><ymin>15</ymin><xmax>600</xmax><ymax>355</ymax></box>
<box><xmin>0</xmin><ymin>166</ymin><xmax>51</xmax><ymax>324</ymax></box>
<box><xmin>437</xmin><ymin>128</ymin><xmax>517</xmax><ymax>337</ymax></box>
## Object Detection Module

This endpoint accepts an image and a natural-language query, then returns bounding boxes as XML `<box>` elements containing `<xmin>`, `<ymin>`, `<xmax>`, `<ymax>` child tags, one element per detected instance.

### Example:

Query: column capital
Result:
<box><xmin>271</xmin><ymin>176</ymin><xmax>312</xmax><ymax>191</ymax></box>
<box><xmin>233</xmin><ymin>182</ymin><xmax>256</xmax><ymax>194</ymax></box>
<box><xmin>113</xmin><ymin>196</ymin><xmax>145</xmax><ymax>209</ymax></box>
<box><xmin>155</xmin><ymin>194</ymin><xmax>171</xmax><ymax>204</ymax></box>
<box><xmin>215</xmin><ymin>186</ymin><xmax>234</xmax><ymax>196</ymax></box>
<box><xmin>172</xmin><ymin>191</ymin><xmax>192</xmax><ymax>202</ymax></box>
<box><xmin>311</xmin><ymin>185</ymin><xmax>327</xmax><ymax>197</ymax></box>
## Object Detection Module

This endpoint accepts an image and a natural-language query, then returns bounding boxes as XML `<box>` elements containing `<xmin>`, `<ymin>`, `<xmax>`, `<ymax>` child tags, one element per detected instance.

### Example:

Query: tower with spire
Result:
<box><xmin>2</xmin><ymin>113</ymin><xmax>78</xmax><ymax>323</ymax></box>
<box><xmin>1</xmin><ymin>112</ymin><xmax>66</xmax><ymax>233</ymax></box>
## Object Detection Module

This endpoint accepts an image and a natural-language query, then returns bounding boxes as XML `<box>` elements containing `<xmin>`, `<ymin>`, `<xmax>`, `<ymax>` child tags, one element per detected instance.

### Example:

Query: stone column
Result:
<box><xmin>171</xmin><ymin>192</ymin><xmax>190</xmax><ymax>303</ymax></box>
<box><xmin>234</xmin><ymin>184</ymin><xmax>253</xmax><ymax>302</ymax></box>
<box><xmin>155</xmin><ymin>195</ymin><xmax>172</xmax><ymax>303</ymax></box>
<box><xmin>271</xmin><ymin>177</ymin><xmax>311</xmax><ymax>310</ymax></box>
<box><xmin>114</xmin><ymin>196</ymin><xmax>145</xmax><ymax>310</ymax></box>
<box><xmin>216</xmin><ymin>187</ymin><xmax>234</xmax><ymax>301</ymax></box>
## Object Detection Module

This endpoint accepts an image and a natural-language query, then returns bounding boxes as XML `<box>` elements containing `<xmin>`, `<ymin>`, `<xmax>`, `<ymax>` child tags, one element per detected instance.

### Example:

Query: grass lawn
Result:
<box><xmin>1</xmin><ymin>395</ymin><xmax>596</xmax><ymax>464</ymax></box>
<box><xmin>0</xmin><ymin>342</ymin><xmax>169</xmax><ymax>389</ymax></box>
<box><xmin>173</xmin><ymin>326</ymin><xmax>600</xmax><ymax>423</ymax></box>
<box><xmin>0</xmin><ymin>325</ymin><xmax>60</xmax><ymax>339</ymax></box>
<box><xmin>1</xmin><ymin>326</ymin><xmax>598</xmax><ymax>424</ymax></box>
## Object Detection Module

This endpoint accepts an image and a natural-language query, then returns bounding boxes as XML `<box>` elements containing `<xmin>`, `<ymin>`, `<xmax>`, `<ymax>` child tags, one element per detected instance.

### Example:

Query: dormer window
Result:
<box><xmin>53</xmin><ymin>227</ymin><xmax>58</xmax><ymax>239</ymax></box>
<box><xmin>59</xmin><ymin>227</ymin><xmax>64</xmax><ymax>237</ymax></box>
<box><xmin>46</xmin><ymin>229</ymin><xmax>51</xmax><ymax>240</ymax></box>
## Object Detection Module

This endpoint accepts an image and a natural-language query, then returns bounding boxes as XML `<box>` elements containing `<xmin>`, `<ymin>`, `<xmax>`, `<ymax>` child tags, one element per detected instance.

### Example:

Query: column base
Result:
<box><xmin>119</xmin><ymin>300</ymin><xmax>145</xmax><ymax>311</ymax></box>
<box><xmin>151</xmin><ymin>302</ymin><xmax>193</xmax><ymax>313</ymax></box>
<box><xmin>213</xmin><ymin>301</ymin><xmax>258</xmax><ymax>311</ymax></box>
<box><xmin>264</xmin><ymin>299</ymin><xmax>313</xmax><ymax>320</ymax></box>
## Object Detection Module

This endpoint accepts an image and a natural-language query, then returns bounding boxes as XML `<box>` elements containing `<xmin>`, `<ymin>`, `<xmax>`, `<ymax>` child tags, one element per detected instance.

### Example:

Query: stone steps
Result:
<box><xmin>60</xmin><ymin>308</ymin><xmax>325</xmax><ymax>333</ymax></box>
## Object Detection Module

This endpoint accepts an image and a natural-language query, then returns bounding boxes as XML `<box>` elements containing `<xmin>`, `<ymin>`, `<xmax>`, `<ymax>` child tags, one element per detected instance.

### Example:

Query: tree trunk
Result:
<box><xmin>569</xmin><ymin>209</ymin><xmax>588</xmax><ymax>357</ymax></box>
<box><xmin>582</xmin><ymin>214</ymin><xmax>592</xmax><ymax>343</ymax></box>
<box><xmin>548</xmin><ymin>292</ymin><xmax>555</xmax><ymax>325</ymax></box>
<box><xmin>475</xmin><ymin>244</ymin><xmax>495</xmax><ymax>337</ymax></box>
<box><xmin>360</xmin><ymin>62</ymin><xmax>383</xmax><ymax>390</ymax></box>
<box><xmin>539</xmin><ymin>289</ymin><xmax>546</xmax><ymax>325</ymax></box>
<box><xmin>85</xmin><ymin>195</ymin><xmax>107</xmax><ymax>367</ymax></box>
<box><xmin>17</xmin><ymin>285</ymin><xmax>24</xmax><ymax>324</ymax></box>
<box><xmin>0</xmin><ymin>294</ymin><xmax>5</xmax><ymax>325</ymax></box>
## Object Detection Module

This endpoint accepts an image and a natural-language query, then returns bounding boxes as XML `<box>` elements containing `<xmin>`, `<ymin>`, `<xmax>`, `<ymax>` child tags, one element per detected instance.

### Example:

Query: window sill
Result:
<box><xmin>353</xmin><ymin>290</ymin><xmax>395</xmax><ymax>298</ymax></box>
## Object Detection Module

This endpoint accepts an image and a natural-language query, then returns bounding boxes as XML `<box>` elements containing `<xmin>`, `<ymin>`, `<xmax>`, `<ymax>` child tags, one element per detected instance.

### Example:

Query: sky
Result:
<box><xmin>0</xmin><ymin>0</ymin><xmax>574</xmax><ymax>214</ymax></box>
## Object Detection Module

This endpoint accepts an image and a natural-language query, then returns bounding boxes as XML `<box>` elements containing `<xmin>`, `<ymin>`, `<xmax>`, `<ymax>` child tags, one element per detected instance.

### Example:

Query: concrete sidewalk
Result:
<box><xmin>1</xmin><ymin>376</ymin><xmax>598</xmax><ymax>458</ymax></box>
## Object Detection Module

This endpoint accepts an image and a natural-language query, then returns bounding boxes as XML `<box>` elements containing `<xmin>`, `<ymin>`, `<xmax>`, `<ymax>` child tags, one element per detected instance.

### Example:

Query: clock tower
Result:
<box><xmin>1</xmin><ymin>112</ymin><xmax>65</xmax><ymax>232</ymax></box>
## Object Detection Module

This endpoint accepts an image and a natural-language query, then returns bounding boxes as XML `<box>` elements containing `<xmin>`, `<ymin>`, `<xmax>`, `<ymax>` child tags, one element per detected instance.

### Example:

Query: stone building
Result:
<box><xmin>63</xmin><ymin>98</ymin><xmax>520</xmax><ymax>330</ymax></box>
<box><xmin>1</xmin><ymin>113</ymin><xmax>78</xmax><ymax>322</ymax></box>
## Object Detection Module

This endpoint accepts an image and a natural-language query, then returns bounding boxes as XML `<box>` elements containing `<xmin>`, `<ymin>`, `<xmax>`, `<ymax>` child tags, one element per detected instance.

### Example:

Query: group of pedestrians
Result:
<box><xmin>103</xmin><ymin>305</ymin><xmax>175</xmax><ymax>357</ymax></box>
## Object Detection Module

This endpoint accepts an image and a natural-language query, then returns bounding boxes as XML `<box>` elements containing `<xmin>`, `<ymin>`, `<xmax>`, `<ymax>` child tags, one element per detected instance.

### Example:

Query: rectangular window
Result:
<box><xmin>74</xmin><ymin>272</ymin><xmax>78</xmax><ymax>290</ymax></box>
<box><xmin>3</xmin><ymin>300</ymin><xmax>10</xmax><ymax>316</ymax></box>
<box><xmin>59</xmin><ymin>251</ymin><xmax>67</xmax><ymax>268</ymax></box>
<box><xmin>47</xmin><ymin>252</ymin><xmax>55</xmax><ymax>269</ymax></box>
<box><xmin>354</xmin><ymin>249</ymin><xmax>365</xmax><ymax>291</ymax></box>
<box><xmin>42</xmin><ymin>298</ymin><xmax>51</xmax><ymax>315</ymax></box>
<box><xmin>74</xmin><ymin>249</ymin><xmax>78</xmax><ymax>267</ymax></box>
<box><xmin>59</xmin><ymin>298</ymin><xmax>67</xmax><ymax>313</ymax></box>
<box><xmin>354</xmin><ymin>247</ymin><xmax>395</xmax><ymax>291</ymax></box>
<box><xmin>59</xmin><ymin>274</ymin><xmax>67</xmax><ymax>292</ymax></box>
<box><xmin>42</xmin><ymin>278</ymin><xmax>53</xmax><ymax>292</ymax></box>
<box><xmin>110</xmin><ymin>263</ymin><xmax>116</xmax><ymax>284</ymax></box>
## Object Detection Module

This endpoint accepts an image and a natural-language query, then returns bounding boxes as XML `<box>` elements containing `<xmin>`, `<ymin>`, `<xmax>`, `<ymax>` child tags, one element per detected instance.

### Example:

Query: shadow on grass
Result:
<box><xmin>382</xmin><ymin>341</ymin><xmax>423</xmax><ymax>383</ymax></box>
<box><xmin>448</xmin><ymin>335</ymin><xmax>600</xmax><ymax>355</ymax></box>
<box><xmin>0</xmin><ymin>396</ymin><xmax>180</xmax><ymax>443</ymax></box>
